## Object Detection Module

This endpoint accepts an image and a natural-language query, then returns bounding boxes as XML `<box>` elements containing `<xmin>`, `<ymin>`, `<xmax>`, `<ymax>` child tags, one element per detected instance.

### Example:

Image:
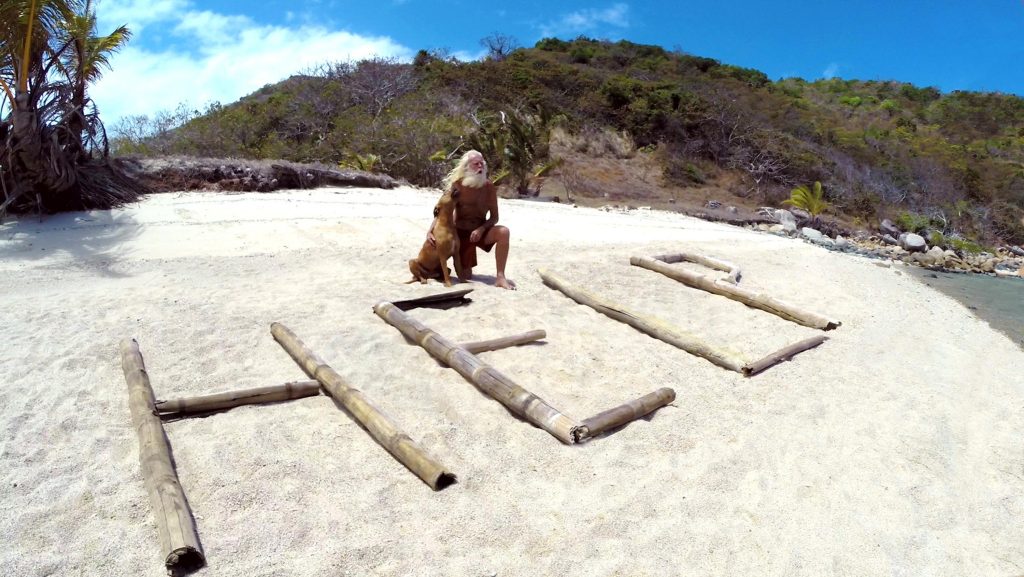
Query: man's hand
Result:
<box><xmin>469</xmin><ymin>227</ymin><xmax>484</xmax><ymax>243</ymax></box>
<box><xmin>427</xmin><ymin>230</ymin><xmax>436</xmax><ymax>246</ymax></box>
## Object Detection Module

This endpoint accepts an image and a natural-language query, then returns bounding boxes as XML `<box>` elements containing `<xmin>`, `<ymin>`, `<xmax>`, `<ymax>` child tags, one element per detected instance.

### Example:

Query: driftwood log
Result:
<box><xmin>270</xmin><ymin>323</ymin><xmax>455</xmax><ymax>490</ymax></box>
<box><xmin>651</xmin><ymin>251</ymin><xmax>742</xmax><ymax>284</ymax></box>
<box><xmin>373</xmin><ymin>301</ymin><xmax>582</xmax><ymax>444</ymax></box>
<box><xmin>538</xmin><ymin>268</ymin><xmax>749</xmax><ymax>373</ymax></box>
<box><xmin>155</xmin><ymin>381</ymin><xmax>321</xmax><ymax>418</ymax></box>
<box><xmin>579</xmin><ymin>388</ymin><xmax>676</xmax><ymax>439</ymax></box>
<box><xmin>742</xmin><ymin>335</ymin><xmax>829</xmax><ymax>376</ymax></box>
<box><xmin>630</xmin><ymin>255</ymin><xmax>841</xmax><ymax>330</ymax></box>
<box><xmin>119</xmin><ymin>339</ymin><xmax>205</xmax><ymax>574</ymax></box>
<box><xmin>459</xmin><ymin>330</ymin><xmax>546</xmax><ymax>354</ymax></box>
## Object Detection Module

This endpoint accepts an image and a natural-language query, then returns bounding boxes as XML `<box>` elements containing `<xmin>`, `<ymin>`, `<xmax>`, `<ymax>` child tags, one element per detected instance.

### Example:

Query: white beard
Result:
<box><xmin>461</xmin><ymin>170</ymin><xmax>488</xmax><ymax>189</ymax></box>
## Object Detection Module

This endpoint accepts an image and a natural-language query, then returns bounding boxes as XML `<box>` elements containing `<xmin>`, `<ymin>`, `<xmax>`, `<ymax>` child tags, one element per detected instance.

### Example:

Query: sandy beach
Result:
<box><xmin>1</xmin><ymin>186</ymin><xmax>1022</xmax><ymax>576</ymax></box>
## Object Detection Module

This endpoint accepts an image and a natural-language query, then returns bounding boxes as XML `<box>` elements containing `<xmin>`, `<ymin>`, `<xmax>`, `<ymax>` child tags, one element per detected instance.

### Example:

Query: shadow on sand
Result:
<box><xmin>0</xmin><ymin>208</ymin><xmax>141</xmax><ymax>278</ymax></box>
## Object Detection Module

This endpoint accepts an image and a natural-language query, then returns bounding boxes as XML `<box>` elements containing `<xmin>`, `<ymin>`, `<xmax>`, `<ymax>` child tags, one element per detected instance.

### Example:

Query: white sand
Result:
<box><xmin>1</xmin><ymin>187</ymin><xmax>1022</xmax><ymax>576</ymax></box>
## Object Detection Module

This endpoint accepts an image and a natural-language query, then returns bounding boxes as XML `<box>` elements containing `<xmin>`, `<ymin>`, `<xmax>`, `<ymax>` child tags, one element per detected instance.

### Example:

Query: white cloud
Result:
<box><xmin>822</xmin><ymin>62</ymin><xmax>840</xmax><ymax>79</ymax></box>
<box><xmin>96</xmin><ymin>0</ymin><xmax>191</xmax><ymax>33</ymax></box>
<box><xmin>539</xmin><ymin>3</ymin><xmax>630</xmax><ymax>37</ymax></box>
<box><xmin>91</xmin><ymin>8</ymin><xmax>412</xmax><ymax>129</ymax></box>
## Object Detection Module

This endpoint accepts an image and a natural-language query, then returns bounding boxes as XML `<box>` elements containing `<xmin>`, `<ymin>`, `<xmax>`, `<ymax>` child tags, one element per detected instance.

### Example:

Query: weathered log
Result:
<box><xmin>390</xmin><ymin>288</ymin><xmax>474</xmax><ymax>311</ymax></box>
<box><xmin>459</xmin><ymin>330</ymin><xmax>546</xmax><ymax>354</ymax></box>
<box><xmin>155</xmin><ymin>381</ymin><xmax>321</xmax><ymax>418</ymax></box>
<box><xmin>579</xmin><ymin>388</ymin><xmax>676</xmax><ymax>439</ymax></box>
<box><xmin>742</xmin><ymin>335</ymin><xmax>829</xmax><ymax>376</ymax></box>
<box><xmin>630</xmin><ymin>255</ymin><xmax>841</xmax><ymax>330</ymax></box>
<box><xmin>537</xmin><ymin>268</ymin><xmax>749</xmax><ymax>373</ymax></box>
<box><xmin>373</xmin><ymin>301</ymin><xmax>582</xmax><ymax>444</ymax></box>
<box><xmin>119</xmin><ymin>339</ymin><xmax>205</xmax><ymax>574</ymax></box>
<box><xmin>651</xmin><ymin>251</ymin><xmax>742</xmax><ymax>284</ymax></box>
<box><xmin>270</xmin><ymin>323</ymin><xmax>455</xmax><ymax>490</ymax></box>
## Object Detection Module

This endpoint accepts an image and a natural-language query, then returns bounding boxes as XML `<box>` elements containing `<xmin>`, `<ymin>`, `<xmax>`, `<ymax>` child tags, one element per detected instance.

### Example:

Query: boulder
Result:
<box><xmin>924</xmin><ymin>246</ymin><xmax>946</xmax><ymax>267</ymax></box>
<box><xmin>801</xmin><ymin>227</ymin><xmax>825</xmax><ymax>242</ymax></box>
<box><xmin>880</xmin><ymin>218</ymin><xmax>901</xmax><ymax>237</ymax></box>
<box><xmin>790</xmin><ymin>208</ymin><xmax>811</xmax><ymax>221</ymax></box>
<box><xmin>898</xmin><ymin>232</ymin><xmax>927</xmax><ymax>253</ymax></box>
<box><xmin>881</xmin><ymin>234</ymin><xmax>899</xmax><ymax>246</ymax></box>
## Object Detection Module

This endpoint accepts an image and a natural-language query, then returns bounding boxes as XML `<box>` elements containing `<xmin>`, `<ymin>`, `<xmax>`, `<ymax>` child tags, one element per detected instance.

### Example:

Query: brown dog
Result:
<box><xmin>408</xmin><ymin>188</ymin><xmax>462</xmax><ymax>286</ymax></box>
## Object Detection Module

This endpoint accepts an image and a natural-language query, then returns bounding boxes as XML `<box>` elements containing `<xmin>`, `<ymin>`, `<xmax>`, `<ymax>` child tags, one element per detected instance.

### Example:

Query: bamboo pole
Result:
<box><xmin>270</xmin><ymin>323</ymin><xmax>456</xmax><ymax>490</ymax></box>
<box><xmin>630</xmin><ymin>255</ymin><xmax>841</xmax><ymax>330</ymax></box>
<box><xmin>373</xmin><ymin>301</ymin><xmax>582</xmax><ymax>444</ymax></box>
<box><xmin>155</xmin><ymin>380</ymin><xmax>321</xmax><ymax>418</ymax></box>
<box><xmin>459</xmin><ymin>330</ymin><xmax>546</xmax><ymax>354</ymax></box>
<box><xmin>742</xmin><ymin>335</ymin><xmax>829</xmax><ymax>376</ymax></box>
<box><xmin>651</xmin><ymin>251</ymin><xmax>742</xmax><ymax>284</ymax></box>
<box><xmin>579</xmin><ymin>388</ymin><xmax>676</xmax><ymax>439</ymax></box>
<box><xmin>537</xmin><ymin>268</ymin><xmax>749</xmax><ymax>373</ymax></box>
<box><xmin>119</xmin><ymin>339</ymin><xmax>205</xmax><ymax>574</ymax></box>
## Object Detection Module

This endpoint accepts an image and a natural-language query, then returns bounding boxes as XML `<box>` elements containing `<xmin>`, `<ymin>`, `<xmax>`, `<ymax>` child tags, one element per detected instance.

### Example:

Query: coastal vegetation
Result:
<box><xmin>4</xmin><ymin>17</ymin><xmax>1023</xmax><ymax>248</ymax></box>
<box><xmin>0</xmin><ymin>0</ymin><xmax>139</xmax><ymax>215</ymax></box>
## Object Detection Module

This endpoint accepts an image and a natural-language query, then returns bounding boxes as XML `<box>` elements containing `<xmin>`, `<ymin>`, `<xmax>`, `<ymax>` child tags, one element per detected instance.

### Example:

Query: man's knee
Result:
<box><xmin>494</xmin><ymin>225</ymin><xmax>510</xmax><ymax>243</ymax></box>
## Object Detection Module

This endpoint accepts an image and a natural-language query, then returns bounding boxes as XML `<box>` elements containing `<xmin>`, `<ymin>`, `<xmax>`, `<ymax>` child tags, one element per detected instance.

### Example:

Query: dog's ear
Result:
<box><xmin>433</xmin><ymin>205</ymin><xmax>440</xmax><ymax>217</ymax></box>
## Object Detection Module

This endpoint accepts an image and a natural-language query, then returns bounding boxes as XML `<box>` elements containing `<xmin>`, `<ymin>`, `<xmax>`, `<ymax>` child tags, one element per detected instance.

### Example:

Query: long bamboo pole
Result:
<box><xmin>630</xmin><ymin>256</ymin><xmax>841</xmax><ymax>330</ymax></box>
<box><xmin>579</xmin><ymin>388</ymin><xmax>676</xmax><ymax>439</ymax></box>
<box><xmin>459</xmin><ymin>330</ymin><xmax>546</xmax><ymax>354</ymax></box>
<box><xmin>119</xmin><ymin>339</ymin><xmax>205</xmax><ymax>574</ymax></box>
<box><xmin>270</xmin><ymin>323</ymin><xmax>456</xmax><ymax>490</ymax></box>
<box><xmin>373</xmin><ymin>302</ymin><xmax>582</xmax><ymax>444</ymax></box>
<box><xmin>742</xmin><ymin>335</ymin><xmax>829</xmax><ymax>376</ymax></box>
<box><xmin>155</xmin><ymin>381</ymin><xmax>321</xmax><ymax>418</ymax></box>
<box><xmin>537</xmin><ymin>268</ymin><xmax>749</xmax><ymax>373</ymax></box>
<box><xmin>651</xmin><ymin>251</ymin><xmax>742</xmax><ymax>284</ymax></box>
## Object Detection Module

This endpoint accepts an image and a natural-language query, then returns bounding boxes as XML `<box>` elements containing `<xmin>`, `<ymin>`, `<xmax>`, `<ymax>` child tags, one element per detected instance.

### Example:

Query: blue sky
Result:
<box><xmin>92</xmin><ymin>0</ymin><xmax>1024</xmax><ymax>130</ymax></box>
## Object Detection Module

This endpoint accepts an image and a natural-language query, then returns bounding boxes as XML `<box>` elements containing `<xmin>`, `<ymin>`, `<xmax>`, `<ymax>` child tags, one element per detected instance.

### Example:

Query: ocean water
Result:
<box><xmin>908</xmin><ymin>267</ymin><xmax>1024</xmax><ymax>348</ymax></box>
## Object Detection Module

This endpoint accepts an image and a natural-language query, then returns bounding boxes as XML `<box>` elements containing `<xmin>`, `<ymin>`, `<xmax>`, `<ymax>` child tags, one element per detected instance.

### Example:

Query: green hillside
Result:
<box><xmin>115</xmin><ymin>37</ymin><xmax>1024</xmax><ymax>244</ymax></box>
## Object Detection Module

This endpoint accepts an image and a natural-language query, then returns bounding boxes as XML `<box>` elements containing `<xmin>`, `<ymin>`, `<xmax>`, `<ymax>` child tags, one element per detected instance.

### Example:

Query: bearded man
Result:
<box><xmin>427</xmin><ymin>150</ymin><xmax>516</xmax><ymax>290</ymax></box>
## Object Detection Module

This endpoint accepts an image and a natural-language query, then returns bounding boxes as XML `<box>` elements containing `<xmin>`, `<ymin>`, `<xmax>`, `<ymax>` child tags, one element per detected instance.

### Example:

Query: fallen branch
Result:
<box><xmin>271</xmin><ymin>323</ymin><xmax>456</xmax><ymax>490</ymax></box>
<box><xmin>119</xmin><ymin>339</ymin><xmax>205</xmax><ymax>574</ymax></box>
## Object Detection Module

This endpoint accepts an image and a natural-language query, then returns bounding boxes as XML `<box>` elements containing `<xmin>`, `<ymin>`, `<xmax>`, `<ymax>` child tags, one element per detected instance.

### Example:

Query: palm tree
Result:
<box><xmin>1</xmin><ymin>0</ymin><xmax>137</xmax><ymax>216</ymax></box>
<box><xmin>57</xmin><ymin>0</ymin><xmax>131</xmax><ymax>159</ymax></box>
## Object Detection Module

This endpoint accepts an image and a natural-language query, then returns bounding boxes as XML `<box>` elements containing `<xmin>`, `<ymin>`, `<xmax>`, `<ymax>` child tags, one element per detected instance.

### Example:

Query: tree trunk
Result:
<box><xmin>11</xmin><ymin>91</ymin><xmax>77</xmax><ymax>200</ymax></box>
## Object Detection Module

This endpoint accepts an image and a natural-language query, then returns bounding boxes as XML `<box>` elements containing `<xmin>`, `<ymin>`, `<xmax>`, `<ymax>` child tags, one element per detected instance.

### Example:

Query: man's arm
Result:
<box><xmin>471</xmin><ymin>184</ymin><xmax>499</xmax><ymax>242</ymax></box>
